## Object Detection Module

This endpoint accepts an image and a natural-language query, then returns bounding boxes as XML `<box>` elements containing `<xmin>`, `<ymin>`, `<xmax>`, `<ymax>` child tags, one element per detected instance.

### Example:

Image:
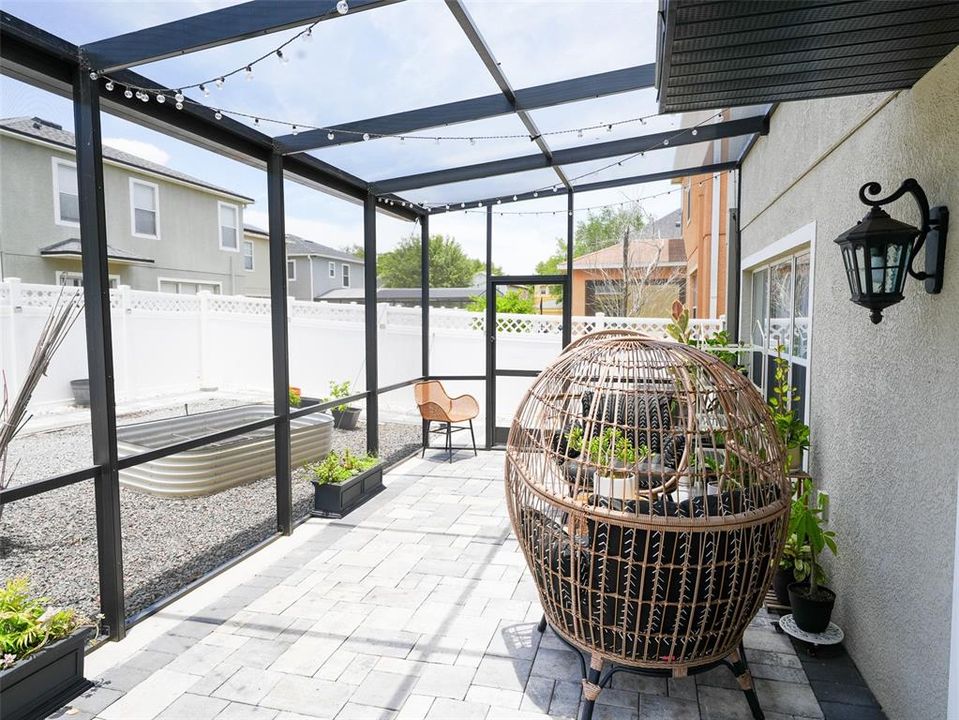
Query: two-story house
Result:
<box><xmin>0</xmin><ymin>116</ymin><xmax>271</xmax><ymax>295</ymax></box>
<box><xmin>284</xmin><ymin>233</ymin><xmax>364</xmax><ymax>301</ymax></box>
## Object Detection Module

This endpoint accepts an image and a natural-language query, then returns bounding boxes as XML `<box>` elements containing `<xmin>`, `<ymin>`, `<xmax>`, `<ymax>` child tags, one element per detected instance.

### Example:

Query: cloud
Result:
<box><xmin>102</xmin><ymin>138</ymin><xmax>171</xmax><ymax>166</ymax></box>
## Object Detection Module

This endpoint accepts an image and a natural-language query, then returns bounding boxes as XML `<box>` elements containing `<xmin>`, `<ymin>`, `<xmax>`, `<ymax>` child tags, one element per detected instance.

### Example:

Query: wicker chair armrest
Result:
<box><xmin>449</xmin><ymin>394</ymin><xmax>480</xmax><ymax>420</ymax></box>
<box><xmin>417</xmin><ymin>400</ymin><xmax>451</xmax><ymax>422</ymax></box>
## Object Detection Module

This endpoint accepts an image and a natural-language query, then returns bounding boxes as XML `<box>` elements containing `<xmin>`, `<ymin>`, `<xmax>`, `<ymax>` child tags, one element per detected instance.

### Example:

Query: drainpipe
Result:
<box><xmin>726</xmin><ymin>168</ymin><xmax>742</xmax><ymax>343</ymax></box>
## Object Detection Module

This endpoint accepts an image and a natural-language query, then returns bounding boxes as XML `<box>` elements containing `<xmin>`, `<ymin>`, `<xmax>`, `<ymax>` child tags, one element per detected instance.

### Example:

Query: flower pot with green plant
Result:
<box><xmin>786</xmin><ymin>478</ymin><xmax>838</xmax><ymax>632</ymax></box>
<box><xmin>774</xmin><ymin>533</ymin><xmax>812</xmax><ymax>606</ymax></box>
<box><xmin>0</xmin><ymin>578</ymin><xmax>99</xmax><ymax>720</ymax></box>
<box><xmin>327</xmin><ymin>380</ymin><xmax>361</xmax><ymax>430</ymax></box>
<box><xmin>573</xmin><ymin>427</ymin><xmax>653</xmax><ymax>498</ymax></box>
<box><xmin>769</xmin><ymin>345</ymin><xmax>810</xmax><ymax>471</ymax></box>
<box><xmin>309</xmin><ymin>449</ymin><xmax>382</xmax><ymax>517</ymax></box>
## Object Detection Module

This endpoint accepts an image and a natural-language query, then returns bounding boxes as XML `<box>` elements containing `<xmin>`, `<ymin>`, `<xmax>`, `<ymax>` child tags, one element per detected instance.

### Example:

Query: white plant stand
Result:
<box><xmin>776</xmin><ymin>613</ymin><xmax>844</xmax><ymax>656</ymax></box>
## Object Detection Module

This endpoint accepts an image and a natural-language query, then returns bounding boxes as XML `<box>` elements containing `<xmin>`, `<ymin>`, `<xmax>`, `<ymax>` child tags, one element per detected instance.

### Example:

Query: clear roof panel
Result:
<box><xmin>463</xmin><ymin>0</ymin><xmax>659</xmax><ymax>88</ymax></box>
<box><xmin>310</xmin><ymin>114</ymin><xmax>537</xmax><ymax>180</ymax></box>
<box><xmin>398</xmin><ymin>167</ymin><xmax>562</xmax><ymax>207</ymax></box>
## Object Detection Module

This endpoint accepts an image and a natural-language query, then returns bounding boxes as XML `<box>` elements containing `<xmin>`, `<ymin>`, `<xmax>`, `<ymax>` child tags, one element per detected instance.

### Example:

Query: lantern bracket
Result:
<box><xmin>859</xmin><ymin>179</ymin><xmax>948</xmax><ymax>293</ymax></box>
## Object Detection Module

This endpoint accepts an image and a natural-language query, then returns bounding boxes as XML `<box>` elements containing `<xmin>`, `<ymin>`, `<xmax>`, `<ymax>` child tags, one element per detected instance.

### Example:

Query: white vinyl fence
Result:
<box><xmin>0</xmin><ymin>279</ymin><xmax>724</xmax><ymax>422</ymax></box>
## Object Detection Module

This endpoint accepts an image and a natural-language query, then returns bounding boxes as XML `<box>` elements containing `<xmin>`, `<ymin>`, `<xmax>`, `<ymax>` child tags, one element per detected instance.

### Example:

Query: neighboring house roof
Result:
<box><xmin>39</xmin><ymin>238</ymin><xmax>155</xmax><ymax>264</ymax></box>
<box><xmin>285</xmin><ymin>234</ymin><xmax>363</xmax><ymax>263</ymax></box>
<box><xmin>0</xmin><ymin>116</ymin><xmax>254</xmax><ymax>203</ymax></box>
<box><xmin>571</xmin><ymin>209</ymin><xmax>686</xmax><ymax>269</ymax></box>
<box><xmin>317</xmin><ymin>285</ymin><xmax>493</xmax><ymax>303</ymax></box>
<box><xmin>243</xmin><ymin>223</ymin><xmax>269</xmax><ymax>237</ymax></box>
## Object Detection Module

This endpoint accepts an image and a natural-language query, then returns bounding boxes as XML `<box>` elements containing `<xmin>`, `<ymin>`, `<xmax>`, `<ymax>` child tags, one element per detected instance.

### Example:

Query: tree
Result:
<box><xmin>535</xmin><ymin>205</ymin><xmax>648</xmax><ymax>277</ymax></box>
<box><xmin>466</xmin><ymin>289</ymin><xmax>535</xmax><ymax>314</ymax></box>
<box><xmin>374</xmin><ymin>234</ymin><xmax>495</xmax><ymax>288</ymax></box>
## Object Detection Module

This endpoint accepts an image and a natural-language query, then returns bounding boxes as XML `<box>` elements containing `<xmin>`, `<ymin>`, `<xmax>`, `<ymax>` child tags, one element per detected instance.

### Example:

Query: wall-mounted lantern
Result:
<box><xmin>834</xmin><ymin>179</ymin><xmax>948</xmax><ymax>323</ymax></box>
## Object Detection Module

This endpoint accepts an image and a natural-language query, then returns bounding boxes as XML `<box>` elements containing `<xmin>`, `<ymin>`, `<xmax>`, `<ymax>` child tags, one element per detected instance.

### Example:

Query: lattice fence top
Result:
<box><xmin>0</xmin><ymin>281</ymin><xmax>726</xmax><ymax>342</ymax></box>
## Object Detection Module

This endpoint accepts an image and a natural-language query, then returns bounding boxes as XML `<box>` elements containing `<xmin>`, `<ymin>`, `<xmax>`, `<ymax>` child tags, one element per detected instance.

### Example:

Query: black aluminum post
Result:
<box><xmin>484</xmin><ymin>206</ymin><xmax>494</xmax><ymax>449</ymax></box>
<box><xmin>563</xmin><ymin>192</ymin><xmax>574</xmax><ymax>348</ymax></box>
<box><xmin>73</xmin><ymin>69</ymin><xmax>124</xmax><ymax>640</ymax></box>
<box><xmin>727</xmin><ymin>168</ymin><xmax>743</xmax><ymax>343</ymax></box>
<box><xmin>364</xmin><ymin>193</ymin><xmax>379</xmax><ymax>455</ymax></box>
<box><xmin>421</xmin><ymin>215</ymin><xmax>430</xmax><ymax>448</ymax></box>
<box><xmin>267</xmin><ymin>153</ymin><xmax>292</xmax><ymax>535</ymax></box>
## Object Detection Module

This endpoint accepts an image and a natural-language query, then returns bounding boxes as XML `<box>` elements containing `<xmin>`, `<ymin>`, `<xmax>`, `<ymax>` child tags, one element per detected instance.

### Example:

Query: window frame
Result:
<box><xmin>742</xmin><ymin>222</ymin><xmax>816</xmax><ymax>424</ymax></box>
<box><xmin>342</xmin><ymin>263</ymin><xmax>350</xmax><ymax>288</ymax></box>
<box><xmin>129</xmin><ymin>177</ymin><xmax>160</xmax><ymax>240</ymax></box>
<box><xmin>684</xmin><ymin>182</ymin><xmax>692</xmax><ymax>225</ymax></box>
<box><xmin>328</xmin><ymin>261</ymin><xmax>336</xmax><ymax>278</ymax></box>
<box><xmin>242</xmin><ymin>240</ymin><xmax>255</xmax><ymax>271</ymax></box>
<box><xmin>52</xmin><ymin>157</ymin><xmax>80</xmax><ymax>228</ymax></box>
<box><xmin>157</xmin><ymin>277</ymin><xmax>223</xmax><ymax>294</ymax></box>
<box><xmin>287</xmin><ymin>259</ymin><xmax>297</xmax><ymax>281</ymax></box>
<box><xmin>217</xmin><ymin>201</ymin><xmax>240</xmax><ymax>252</ymax></box>
<box><xmin>56</xmin><ymin>270</ymin><xmax>118</xmax><ymax>288</ymax></box>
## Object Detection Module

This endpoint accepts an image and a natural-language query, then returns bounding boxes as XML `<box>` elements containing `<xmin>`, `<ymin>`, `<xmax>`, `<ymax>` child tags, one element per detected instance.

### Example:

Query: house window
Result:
<box><xmin>158</xmin><ymin>279</ymin><xmax>221</xmax><ymax>295</ymax></box>
<box><xmin>130</xmin><ymin>179</ymin><xmax>159</xmax><ymax>238</ymax></box>
<box><xmin>218</xmin><ymin>202</ymin><xmax>239</xmax><ymax>250</ymax></box>
<box><xmin>57</xmin><ymin>271</ymin><xmax>118</xmax><ymax>288</ymax></box>
<box><xmin>242</xmin><ymin>240</ymin><xmax>254</xmax><ymax>271</ymax></box>
<box><xmin>749</xmin><ymin>251</ymin><xmax>811</xmax><ymax>421</ymax></box>
<box><xmin>329</xmin><ymin>261</ymin><xmax>336</xmax><ymax>278</ymax></box>
<box><xmin>287</xmin><ymin>259</ymin><xmax>296</xmax><ymax>281</ymax></box>
<box><xmin>342</xmin><ymin>264</ymin><xmax>350</xmax><ymax>288</ymax></box>
<box><xmin>52</xmin><ymin>158</ymin><xmax>79</xmax><ymax>226</ymax></box>
<box><xmin>684</xmin><ymin>182</ymin><xmax>692</xmax><ymax>225</ymax></box>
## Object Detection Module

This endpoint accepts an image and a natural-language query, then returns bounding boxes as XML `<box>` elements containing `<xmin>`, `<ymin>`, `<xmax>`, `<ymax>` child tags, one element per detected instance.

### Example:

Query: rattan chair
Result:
<box><xmin>505</xmin><ymin>330</ymin><xmax>790</xmax><ymax>720</ymax></box>
<box><xmin>413</xmin><ymin>380</ymin><xmax>479</xmax><ymax>462</ymax></box>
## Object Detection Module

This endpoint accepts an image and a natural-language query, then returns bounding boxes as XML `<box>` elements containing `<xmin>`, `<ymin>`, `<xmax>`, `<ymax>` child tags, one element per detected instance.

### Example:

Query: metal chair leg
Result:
<box><xmin>447</xmin><ymin>423</ymin><xmax>452</xmax><ymax>463</ymax></box>
<box><xmin>578</xmin><ymin>655</ymin><xmax>603</xmax><ymax>720</ymax></box>
<box><xmin>422</xmin><ymin>420</ymin><xmax>430</xmax><ymax>458</ymax></box>
<box><xmin>728</xmin><ymin>644</ymin><xmax>764</xmax><ymax>720</ymax></box>
<box><xmin>537</xmin><ymin>614</ymin><xmax>547</xmax><ymax>633</ymax></box>
<box><xmin>469</xmin><ymin>419</ymin><xmax>477</xmax><ymax>456</ymax></box>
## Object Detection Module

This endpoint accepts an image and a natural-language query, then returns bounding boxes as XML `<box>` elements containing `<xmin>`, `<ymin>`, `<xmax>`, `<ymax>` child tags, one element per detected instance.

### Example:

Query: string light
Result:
<box><xmin>215</xmin><ymin>77</ymin><xmax>225</xmax><ymax>89</ymax></box>
<box><xmin>156</xmin><ymin>93</ymin><xmax>165</xmax><ymax>104</ymax></box>
<box><xmin>327</xmin><ymin>131</ymin><xmax>335</xmax><ymax>140</ymax></box>
<box><xmin>245</xmin><ymin>66</ymin><xmax>253</xmax><ymax>80</ymax></box>
<box><xmin>176</xmin><ymin>102</ymin><xmax>184</xmax><ymax>110</ymax></box>
<box><xmin>336</xmin><ymin>0</ymin><xmax>350</xmax><ymax>14</ymax></box>
<box><xmin>215</xmin><ymin>110</ymin><xmax>223</xmax><ymax>120</ymax></box>
<box><xmin>200</xmin><ymin>83</ymin><xmax>209</xmax><ymax>96</ymax></box>
<box><xmin>124</xmin><ymin>89</ymin><xmax>133</xmax><ymax>99</ymax></box>
<box><xmin>104</xmin><ymin>80</ymin><xmax>114</xmax><ymax>91</ymax></box>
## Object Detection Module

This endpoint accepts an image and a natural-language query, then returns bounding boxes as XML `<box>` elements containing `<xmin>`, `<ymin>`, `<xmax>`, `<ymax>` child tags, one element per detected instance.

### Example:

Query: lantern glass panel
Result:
<box><xmin>855</xmin><ymin>244</ymin><xmax>868</xmax><ymax>296</ymax></box>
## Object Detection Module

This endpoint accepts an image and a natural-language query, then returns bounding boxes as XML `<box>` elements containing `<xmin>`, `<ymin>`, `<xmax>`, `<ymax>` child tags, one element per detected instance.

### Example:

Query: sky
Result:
<box><xmin>0</xmin><ymin>0</ymin><xmax>712</xmax><ymax>275</ymax></box>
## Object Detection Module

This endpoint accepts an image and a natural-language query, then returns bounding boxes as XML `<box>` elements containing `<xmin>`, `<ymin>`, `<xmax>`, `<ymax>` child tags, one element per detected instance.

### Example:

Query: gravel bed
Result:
<box><xmin>0</xmin><ymin>410</ymin><xmax>419</xmax><ymax>620</ymax></box>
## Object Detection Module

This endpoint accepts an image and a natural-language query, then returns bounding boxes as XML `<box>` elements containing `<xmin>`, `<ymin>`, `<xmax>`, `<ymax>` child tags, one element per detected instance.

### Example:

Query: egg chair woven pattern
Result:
<box><xmin>505</xmin><ymin>331</ymin><xmax>790</xmax><ymax>720</ymax></box>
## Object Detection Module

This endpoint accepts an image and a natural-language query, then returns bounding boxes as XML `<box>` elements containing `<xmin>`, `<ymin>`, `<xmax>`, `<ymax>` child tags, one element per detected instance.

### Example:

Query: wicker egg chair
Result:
<box><xmin>505</xmin><ymin>330</ymin><xmax>790</xmax><ymax>720</ymax></box>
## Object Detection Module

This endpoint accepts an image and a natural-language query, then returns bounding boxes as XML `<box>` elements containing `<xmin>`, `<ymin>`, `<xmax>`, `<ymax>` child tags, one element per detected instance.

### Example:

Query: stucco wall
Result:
<box><xmin>740</xmin><ymin>48</ymin><xmax>959</xmax><ymax>720</ymax></box>
<box><xmin>0</xmin><ymin>132</ymin><xmax>269</xmax><ymax>295</ymax></box>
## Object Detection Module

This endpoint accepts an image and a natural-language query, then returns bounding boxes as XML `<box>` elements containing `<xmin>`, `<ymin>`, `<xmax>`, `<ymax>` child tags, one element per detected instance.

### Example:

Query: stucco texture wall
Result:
<box><xmin>740</xmin><ymin>49</ymin><xmax>959</xmax><ymax>720</ymax></box>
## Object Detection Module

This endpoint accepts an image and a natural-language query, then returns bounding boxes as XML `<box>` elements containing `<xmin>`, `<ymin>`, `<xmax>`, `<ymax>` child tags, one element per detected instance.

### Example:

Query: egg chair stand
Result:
<box><xmin>505</xmin><ymin>331</ymin><xmax>789</xmax><ymax>720</ymax></box>
<box><xmin>535</xmin><ymin>614</ymin><xmax>764</xmax><ymax>720</ymax></box>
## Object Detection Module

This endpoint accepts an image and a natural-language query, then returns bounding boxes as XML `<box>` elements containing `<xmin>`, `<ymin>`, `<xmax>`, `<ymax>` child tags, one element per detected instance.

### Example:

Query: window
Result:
<box><xmin>218</xmin><ymin>202</ymin><xmax>239</xmax><ymax>251</ymax></box>
<box><xmin>329</xmin><ymin>261</ymin><xmax>336</xmax><ymax>278</ymax></box>
<box><xmin>57</xmin><ymin>271</ymin><xmax>118</xmax><ymax>288</ymax></box>
<box><xmin>52</xmin><ymin>159</ymin><xmax>79</xmax><ymax>226</ymax></box>
<box><xmin>342</xmin><ymin>263</ymin><xmax>350</xmax><ymax>288</ymax></box>
<box><xmin>130</xmin><ymin>179</ymin><xmax>159</xmax><ymax>238</ymax></box>
<box><xmin>158</xmin><ymin>279</ymin><xmax>221</xmax><ymax>294</ymax></box>
<box><xmin>748</xmin><ymin>251</ymin><xmax>812</xmax><ymax>421</ymax></box>
<box><xmin>684</xmin><ymin>182</ymin><xmax>692</xmax><ymax>225</ymax></box>
<box><xmin>242</xmin><ymin>240</ymin><xmax>254</xmax><ymax>271</ymax></box>
<box><xmin>287</xmin><ymin>259</ymin><xmax>296</xmax><ymax>281</ymax></box>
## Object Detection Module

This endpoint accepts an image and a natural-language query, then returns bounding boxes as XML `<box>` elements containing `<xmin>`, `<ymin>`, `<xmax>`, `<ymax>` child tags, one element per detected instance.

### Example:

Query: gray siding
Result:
<box><xmin>0</xmin><ymin>131</ymin><xmax>270</xmax><ymax>295</ymax></box>
<box><xmin>285</xmin><ymin>254</ymin><xmax>363</xmax><ymax>301</ymax></box>
<box><xmin>739</xmin><ymin>48</ymin><xmax>959</xmax><ymax>720</ymax></box>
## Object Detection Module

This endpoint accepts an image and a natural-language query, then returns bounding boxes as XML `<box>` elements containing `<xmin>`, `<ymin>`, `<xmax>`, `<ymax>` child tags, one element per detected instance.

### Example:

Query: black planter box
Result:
<box><xmin>311</xmin><ymin>465</ymin><xmax>384</xmax><ymax>518</ymax></box>
<box><xmin>0</xmin><ymin>628</ymin><xmax>93</xmax><ymax>720</ymax></box>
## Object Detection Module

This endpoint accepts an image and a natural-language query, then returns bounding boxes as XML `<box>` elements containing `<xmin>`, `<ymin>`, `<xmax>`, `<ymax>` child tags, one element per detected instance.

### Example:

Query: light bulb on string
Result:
<box><xmin>327</xmin><ymin>131</ymin><xmax>335</xmax><ymax>140</ymax></box>
<box><xmin>215</xmin><ymin>77</ymin><xmax>224</xmax><ymax>89</ymax></box>
<box><xmin>291</xmin><ymin>125</ymin><xmax>299</xmax><ymax>135</ymax></box>
<box><xmin>691</xmin><ymin>129</ymin><xmax>698</xmax><ymax>136</ymax></box>
<box><xmin>277</xmin><ymin>49</ymin><xmax>287</xmax><ymax>64</ymax></box>
<box><xmin>175</xmin><ymin>102</ymin><xmax>183</xmax><ymax>110</ymax></box>
<box><xmin>105</xmin><ymin>80</ymin><xmax>114</xmax><ymax>91</ymax></box>
<box><xmin>577</xmin><ymin>129</ymin><xmax>583</xmax><ymax>138</ymax></box>
<box><xmin>124</xmin><ymin>88</ymin><xmax>133</xmax><ymax>99</ymax></box>
<box><xmin>200</xmin><ymin>84</ymin><xmax>209</xmax><ymax>96</ymax></box>
<box><xmin>253</xmin><ymin>117</ymin><xmax>260</xmax><ymax>126</ymax></box>
<box><xmin>304</xmin><ymin>28</ymin><xmax>313</xmax><ymax>42</ymax></box>
<box><xmin>663</xmin><ymin>139</ymin><xmax>669</xmax><ymax>146</ymax></box>
<box><xmin>336</xmin><ymin>0</ymin><xmax>349</xmax><ymax>14</ymax></box>
<box><xmin>214</xmin><ymin>110</ymin><xmax>222</xmax><ymax>120</ymax></box>
<box><xmin>245</xmin><ymin>66</ymin><xmax>253</xmax><ymax>80</ymax></box>
<box><xmin>512</xmin><ymin>195</ymin><xmax>517</xmax><ymax>201</ymax></box>
<box><xmin>139</xmin><ymin>92</ymin><xmax>149</xmax><ymax>103</ymax></box>
<box><xmin>175</xmin><ymin>91</ymin><xmax>184</xmax><ymax>103</ymax></box>
<box><xmin>156</xmin><ymin>93</ymin><xmax>165</xmax><ymax>104</ymax></box>
<box><xmin>496</xmin><ymin>199</ymin><xmax>501</xmax><ymax>204</ymax></box>
<box><xmin>606</xmin><ymin>124</ymin><xmax>612</xmax><ymax>133</ymax></box>
<box><xmin>533</xmin><ymin>192</ymin><xmax>539</xmax><ymax>197</ymax></box>
<box><xmin>362</xmin><ymin>133</ymin><xmax>370</xmax><ymax>141</ymax></box>
<box><xmin>89</xmin><ymin>71</ymin><xmax>98</xmax><ymax>80</ymax></box>
<box><xmin>469</xmin><ymin>138</ymin><xmax>476</xmax><ymax>145</ymax></box>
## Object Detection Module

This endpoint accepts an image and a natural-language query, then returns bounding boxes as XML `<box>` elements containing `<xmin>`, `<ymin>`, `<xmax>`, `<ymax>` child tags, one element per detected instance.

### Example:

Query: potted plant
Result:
<box><xmin>309</xmin><ymin>449</ymin><xmax>382</xmax><ymax>518</ymax></box>
<box><xmin>787</xmin><ymin>478</ymin><xmax>838</xmax><ymax>632</ymax></box>
<box><xmin>289</xmin><ymin>386</ymin><xmax>302</xmax><ymax>408</ymax></box>
<box><xmin>0</xmin><ymin>578</ymin><xmax>98</xmax><ymax>720</ymax></box>
<box><xmin>774</xmin><ymin>533</ymin><xmax>811</xmax><ymax>606</ymax></box>
<box><xmin>573</xmin><ymin>427</ymin><xmax>652</xmax><ymax>497</ymax></box>
<box><xmin>769</xmin><ymin>345</ymin><xmax>810</xmax><ymax>471</ymax></box>
<box><xmin>327</xmin><ymin>380</ymin><xmax>361</xmax><ymax>430</ymax></box>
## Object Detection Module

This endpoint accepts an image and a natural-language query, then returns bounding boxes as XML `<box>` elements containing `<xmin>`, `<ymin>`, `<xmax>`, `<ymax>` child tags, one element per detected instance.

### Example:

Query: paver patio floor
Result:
<box><xmin>55</xmin><ymin>451</ymin><xmax>826</xmax><ymax>720</ymax></box>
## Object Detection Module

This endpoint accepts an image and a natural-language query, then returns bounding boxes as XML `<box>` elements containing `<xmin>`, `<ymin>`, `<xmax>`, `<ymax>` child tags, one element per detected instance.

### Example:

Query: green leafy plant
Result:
<box><xmin>666</xmin><ymin>301</ymin><xmax>742</xmax><ymax>370</ymax></box>
<box><xmin>580</xmin><ymin>427</ymin><xmax>649</xmax><ymax>469</ymax></box>
<box><xmin>326</xmin><ymin>380</ymin><xmax>354</xmax><ymax>413</ymax></box>
<box><xmin>309</xmin><ymin>449</ymin><xmax>378</xmax><ymax>485</ymax></box>
<box><xmin>566</xmin><ymin>425</ymin><xmax>584</xmax><ymax>454</ymax></box>
<box><xmin>788</xmin><ymin>478</ymin><xmax>837</xmax><ymax>596</ymax></box>
<box><xmin>666</xmin><ymin>301</ymin><xmax>694</xmax><ymax>345</ymax></box>
<box><xmin>769</xmin><ymin>345</ymin><xmax>810</xmax><ymax>458</ymax></box>
<box><xmin>466</xmin><ymin>289</ymin><xmax>535</xmax><ymax>315</ymax></box>
<box><xmin>288</xmin><ymin>387</ymin><xmax>302</xmax><ymax>408</ymax></box>
<box><xmin>0</xmin><ymin>577</ymin><xmax>97</xmax><ymax>669</ymax></box>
